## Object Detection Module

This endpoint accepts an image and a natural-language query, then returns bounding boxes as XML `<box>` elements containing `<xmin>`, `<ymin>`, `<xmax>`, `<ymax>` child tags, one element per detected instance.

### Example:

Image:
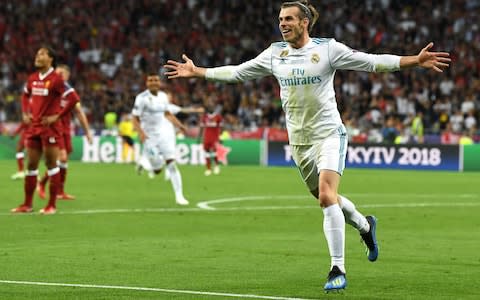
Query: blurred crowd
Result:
<box><xmin>0</xmin><ymin>0</ymin><xmax>479</xmax><ymax>143</ymax></box>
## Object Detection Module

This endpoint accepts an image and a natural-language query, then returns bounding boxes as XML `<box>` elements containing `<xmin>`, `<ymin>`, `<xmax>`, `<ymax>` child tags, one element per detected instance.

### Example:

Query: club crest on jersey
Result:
<box><xmin>48</xmin><ymin>137</ymin><xmax>56</xmax><ymax>144</ymax></box>
<box><xmin>311</xmin><ymin>53</ymin><xmax>320</xmax><ymax>64</ymax></box>
<box><xmin>280</xmin><ymin>50</ymin><xmax>289</xmax><ymax>57</ymax></box>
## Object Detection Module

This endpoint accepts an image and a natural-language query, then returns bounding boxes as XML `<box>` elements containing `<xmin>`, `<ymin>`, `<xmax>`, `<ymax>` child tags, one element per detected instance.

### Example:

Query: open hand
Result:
<box><xmin>164</xmin><ymin>54</ymin><xmax>202</xmax><ymax>79</ymax></box>
<box><xmin>418</xmin><ymin>43</ymin><xmax>451</xmax><ymax>72</ymax></box>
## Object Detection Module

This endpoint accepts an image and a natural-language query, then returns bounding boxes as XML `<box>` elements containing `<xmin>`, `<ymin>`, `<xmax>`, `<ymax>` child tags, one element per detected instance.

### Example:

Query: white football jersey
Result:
<box><xmin>132</xmin><ymin>89</ymin><xmax>181</xmax><ymax>140</ymax></box>
<box><xmin>206</xmin><ymin>38</ymin><xmax>400</xmax><ymax>145</ymax></box>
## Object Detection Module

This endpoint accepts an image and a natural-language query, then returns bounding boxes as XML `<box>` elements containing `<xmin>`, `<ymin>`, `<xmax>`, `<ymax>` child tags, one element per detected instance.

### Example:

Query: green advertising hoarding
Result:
<box><xmin>68</xmin><ymin>136</ymin><xmax>260</xmax><ymax>165</ymax></box>
<box><xmin>463</xmin><ymin>144</ymin><xmax>480</xmax><ymax>171</ymax></box>
<box><xmin>2</xmin><ymin>135</ymin><xmax>480</xmax><ymax>170</ymax></box>
<box><xmin>0</xmin><ymin>137</ymin><xmax>17</xmax><ymax>160</ymax></box>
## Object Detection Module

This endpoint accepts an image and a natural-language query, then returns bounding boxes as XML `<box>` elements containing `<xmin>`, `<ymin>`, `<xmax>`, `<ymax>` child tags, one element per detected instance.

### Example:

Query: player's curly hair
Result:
<box><xmin>281</xmin><ymin>0</ymin><xmax>319</xmax><ymax>33</ymax></box>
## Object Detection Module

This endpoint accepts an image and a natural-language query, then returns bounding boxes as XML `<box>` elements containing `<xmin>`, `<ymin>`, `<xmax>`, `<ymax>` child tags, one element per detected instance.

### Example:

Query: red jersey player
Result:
<box><xmin>10</xmin><ymin>122</ymin><xmax>29</xmax><ymax>180</ymax></box>
<box><xmin>37</xmin><ymin>64</ymin><xmax>93</xmax><ymax>200</ymax></box>
<box><xmin>11</xmin><ymin>46</ymin><xmax>71</xmax><ymax>215</ymax></box>
<box><xmin>199</xmin><ymin>103</ymin><xmax>223</xmax><ymax>176</ymax></box>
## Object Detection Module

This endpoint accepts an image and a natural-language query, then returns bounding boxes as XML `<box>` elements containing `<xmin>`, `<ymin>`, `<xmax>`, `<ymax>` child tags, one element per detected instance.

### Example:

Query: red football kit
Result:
<box><xmin>200</xmin><ymin>113</ymin><xmax>223</xmax><ymax>151</ymax></box>
<box><xmin>22</xmin><ymin>67</ymin><xmax>65</xmax><ymax>150</ymax></box>
<box><xmin>13</xmin><ymin>122</ymin><xmax>29</xmax><ymax>148</ymax></box>
<box><xmin>58</xmin><ymin>83</ymin><xmax>80</xmax><ymax>154</ymax></box>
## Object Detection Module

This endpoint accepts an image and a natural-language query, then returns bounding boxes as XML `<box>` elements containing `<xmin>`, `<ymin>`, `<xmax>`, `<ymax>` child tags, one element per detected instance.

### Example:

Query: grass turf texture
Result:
<box><xmin>0</xmin><ymin>160</ymin><xmax>479</xmax><ymax>299</ymax></box>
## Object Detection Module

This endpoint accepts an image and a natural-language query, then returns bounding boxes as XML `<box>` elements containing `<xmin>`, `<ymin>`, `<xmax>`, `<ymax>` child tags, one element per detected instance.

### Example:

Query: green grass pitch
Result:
<box><xmin>0</xmin><ymin>160</ymin><xmax>479</xmax><ymax>299</ymax></box>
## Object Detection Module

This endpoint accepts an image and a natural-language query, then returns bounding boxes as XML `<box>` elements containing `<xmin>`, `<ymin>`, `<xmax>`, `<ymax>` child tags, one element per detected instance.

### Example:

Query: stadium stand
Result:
<box><xmin>0</xmin><ymin>0</ymin><xmax>478</xmax><ymax>143</ymax></box>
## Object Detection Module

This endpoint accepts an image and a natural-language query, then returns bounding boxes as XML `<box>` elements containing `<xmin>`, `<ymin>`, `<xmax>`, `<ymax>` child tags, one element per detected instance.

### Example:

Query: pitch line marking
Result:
<box><xmin>0</xmin><ymin>279</ymin><xmax>316</xmax><ymax>300</ymax></box>
<box><xmin>1</xmin><ymin>203</ymin><xmax>479</xmax><ymax>216</ymax></box>
<box><xmin>1</xmin><ymin>193</ymin><xmax>478</xmax><ymax>216</ymax></box>
<box><xmin>196</xmin><ymin>193</ymin><xmax>479</xmax><ymax>210</ymax></box>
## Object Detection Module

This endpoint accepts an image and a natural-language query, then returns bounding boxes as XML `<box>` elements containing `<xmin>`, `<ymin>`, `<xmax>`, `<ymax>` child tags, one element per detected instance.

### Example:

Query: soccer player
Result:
<box><xmin>135</xmin><ymin>84</ymin><xmax>203</xmax><ymax>179</ymax></box>
<box><xmin>11</xmin><ymin>46</ymin><xmax>71</xmax><ymax>214</ymax></box>
<box><xmin>198</xmin><ymin>102</ymin><xmax>223</xmax><ymax>176</ymax></box>
<box><xmin>164</xmin><ymin>0</ymin><xmax>450</xmax><ymax>291</ymax></box>
<box><xmin>10</xmin><ymin>122</ymin><xmax>29</xmax><ymax>180</ymax></box>
<box><xmin>132</xmin><ymin>72</ymin><xmax>196</xmax><ymax>205</ymax></box>
<box><xmin>37</xmin><ymin>64</ymin><xmax>93</xmax><ymax>200</ymax></box>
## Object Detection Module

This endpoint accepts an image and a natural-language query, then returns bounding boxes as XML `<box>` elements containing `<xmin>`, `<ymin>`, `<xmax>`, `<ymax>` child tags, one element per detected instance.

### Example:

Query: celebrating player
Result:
<box><xmin>198</xmin><ymin>101</ymin><xmax>223</xmax><ymax>176</ymax></box>
<box><xmin>132</xmin><ymin>72</ymin><xmax>198</xmax><ymax>205</ymax></box>
<box><xmin>36</xmin><ymin>64</ymin><xmax>93</xmax><ymax>200</ymax></box>
<box><xmin>11</xmin><ymin>46</ymin><xmax>71</xmax><ymax>214</ymax></box>
<box><xmin>164</xmin><ymin>0</ymin><xmax>450</xmax><ymax>291</ymax></box>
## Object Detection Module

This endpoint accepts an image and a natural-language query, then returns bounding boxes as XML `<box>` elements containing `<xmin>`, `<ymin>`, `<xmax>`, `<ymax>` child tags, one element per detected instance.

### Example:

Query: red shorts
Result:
<box><xmin>25</xmin><ymin>123</ymin><xmax>62</xmax><ymax>150</ymax></box>
<box><xmin>58</xmin><ymin>132</ymin><xmax>73</xmax><ymax>154</ymax></box>
<box><xmin>203</xmin><ymin>140</ymin><xmax>219</xmax><ymax>152</ymax></box>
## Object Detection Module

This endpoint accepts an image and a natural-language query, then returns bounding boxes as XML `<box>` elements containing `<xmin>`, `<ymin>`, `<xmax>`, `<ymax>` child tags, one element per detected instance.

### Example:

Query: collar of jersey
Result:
<box><xmin>39</xmin><ymin>67</ymin><xmax>54</xmax><ymax>80</ymax></box>
<box><xmin>289</xmin><ymin>38</ymin><xmax>315</xmax><ymax>52</ymax></box>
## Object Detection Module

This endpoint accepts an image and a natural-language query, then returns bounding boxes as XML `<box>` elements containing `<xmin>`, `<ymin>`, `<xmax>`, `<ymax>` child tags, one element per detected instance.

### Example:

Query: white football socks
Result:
<box><xmin>323</xmin><ymin>203</ymin><xmax>346</xmax><ymax>274</ymax></box>
<box><xmin>166</xmin><ymin>162</ymin><xmax>183</xmax><ymax>199</ymax></box>
<box><xmin>338</xmin><ymin>195</ymin><xmax>370</xmax><ymax>234</ymax></box>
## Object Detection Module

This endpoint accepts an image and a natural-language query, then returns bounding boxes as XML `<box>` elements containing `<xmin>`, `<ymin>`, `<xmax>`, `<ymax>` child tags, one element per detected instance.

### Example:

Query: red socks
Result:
<box><xmin>24</xmin><ymin>171</ymin><xmax>38</xmax><ymax>207</ymax></box>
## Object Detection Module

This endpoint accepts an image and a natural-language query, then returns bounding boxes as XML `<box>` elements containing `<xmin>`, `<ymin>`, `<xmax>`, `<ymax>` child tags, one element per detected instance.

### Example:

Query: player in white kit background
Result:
<box><xmin>164</xmin><ymin>0</ymin><xmax>450</xmax><ymax>292</ymax></box>
<box><xmin>132</xmin><ymin>73</ymin><xmax>202</xmax><ymax>206</ymax></box>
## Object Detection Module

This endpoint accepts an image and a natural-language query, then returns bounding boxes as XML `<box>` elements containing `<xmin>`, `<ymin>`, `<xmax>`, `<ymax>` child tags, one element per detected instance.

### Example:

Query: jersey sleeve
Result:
<box><xmin>205</xmin><ymin>46</ymin><xmax>273</xmax><ymax>82</ymax></box>
<box><xmin>59</xmin><ymin>84</ymin><xmax>80</xmax><ymax>117</ymax></box>
<box><xmin>64</xmin><ymin>86</ymin><xmax>80</xmax><ymax>106</ymax></box>
<box><xmin>131</xmin><ymin>95</ymin><xmax>144</xmax><ymax>117</ymax></box>
<box><xmin>328</xmin><ymin>39</ymin><xmax>400</xmax><ymax>73</ymax></box>
<box><xmin>21</xmin><ymin>82</ymin><xmax>31</xmax><ymax>113</ymax></box>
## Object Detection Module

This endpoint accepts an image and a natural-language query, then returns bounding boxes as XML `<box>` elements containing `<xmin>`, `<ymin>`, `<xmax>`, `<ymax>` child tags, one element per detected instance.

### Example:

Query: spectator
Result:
<box><xmin>411</xmin><ymin>111</ymin><xmax>424</xmax><ymax>144</ymax></box>
<box><xmin>381</xmin><ymin>116</ymin><xmax>399</xmax><ymax>144</ymax></box>
<box><xmin>0</xmin><ymin>0</ymin><xmax>478</xmax><ymax>143</ymax></box>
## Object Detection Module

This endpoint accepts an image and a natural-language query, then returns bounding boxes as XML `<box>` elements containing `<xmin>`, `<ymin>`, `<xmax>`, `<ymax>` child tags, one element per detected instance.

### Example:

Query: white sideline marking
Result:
<box><xmin>0</xmin><ymin>280</ymin><xmax>315</xmax><ymax>300</ymax></box>
<box><xmin>2</xmin><ymin>194</ymin><xmax>478</xmax><ymax>216</ymax></box>
<box><xmin>2</xmin><ymin>203</ymin><xmax>479</xmax><ymax>216</ymax></box>
<box><xmin>196</xmin><ymin>194</ymin><xmax>479</xmax><ymax>210</ymax></box>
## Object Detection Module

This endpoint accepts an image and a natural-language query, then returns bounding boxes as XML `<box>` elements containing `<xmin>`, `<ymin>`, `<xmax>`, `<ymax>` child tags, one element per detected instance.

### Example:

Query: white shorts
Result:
<box><xmin>291</xmin><ymin>125</ymin><xmax>348</xmax><ymax>192</ymax></box>
<box><xmin>144</xmin><ymin>136</ymin><xmax>176</xmax><ymax>170</ymax></box>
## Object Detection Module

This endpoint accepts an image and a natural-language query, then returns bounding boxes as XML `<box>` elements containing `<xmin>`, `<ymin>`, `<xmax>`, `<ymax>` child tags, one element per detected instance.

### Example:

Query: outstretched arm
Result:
<box><xmin>180</xmin><ymin>106</ymin><xmax>205</xmax><ymax>114</ymax></box>
<box><xmin>330</xmin><ymin>40</ymin><xmax>450</xmax><ymax>73</ymax></box>
<box><xmin>164</xmin><ymin>54</ymin><xmax>207</xmax><ymax>79</ymax></box>
<box><xmin>164</xmin><ymin>48</ymin><xmax>272</xmax><ymax>82</ymax></box>
<box><xmin>400</xmin><ymin>42</ymin><xmax>450</xmax><ymax>72</ymax></box>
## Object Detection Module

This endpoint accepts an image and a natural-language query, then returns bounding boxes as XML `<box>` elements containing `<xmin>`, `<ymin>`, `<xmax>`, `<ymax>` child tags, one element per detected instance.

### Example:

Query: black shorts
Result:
<box><xmin>121</xmin><ymin>136</ymin><xmax>134</xmax><ymax>146</ymax></box>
